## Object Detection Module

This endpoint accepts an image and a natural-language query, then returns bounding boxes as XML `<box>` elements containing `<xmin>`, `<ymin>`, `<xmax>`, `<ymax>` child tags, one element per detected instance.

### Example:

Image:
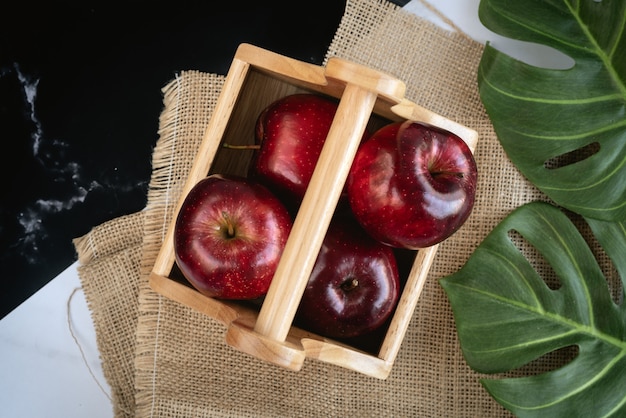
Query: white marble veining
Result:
<box><xmin>3</xmin><ymin>63</ymin><xmax>89</xmax><ymax>264</ymax></box>
<box><xmin>2</xmin><ymin>61</ymin><xmax>148</xmax><ymax>268</ymax></box>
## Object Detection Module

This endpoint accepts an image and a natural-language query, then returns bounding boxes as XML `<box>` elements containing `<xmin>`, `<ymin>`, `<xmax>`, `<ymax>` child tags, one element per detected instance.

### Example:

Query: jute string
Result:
<box><xmin>416</xmin><ymin>0</ymin><xmax>473</xmax><ymax>42</ymax></box>
<box><xmin>66</xmin><ymin>287</ymin><xmax>109</xmax><ymax>398</ymax></box>
<box><xmin>66</xmin><ymin>287</ymin><xmax>133</xmax><ymax>416</ymax></box>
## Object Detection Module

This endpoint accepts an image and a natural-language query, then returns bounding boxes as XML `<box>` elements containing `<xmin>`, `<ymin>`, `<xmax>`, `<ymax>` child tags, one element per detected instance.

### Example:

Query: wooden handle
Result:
<box><xmin>254</xmin><ymin>83</ymin><xmax>378</xmax><ymax>341</ymax></box>
<box><xmin>253</xmin><ymin>58</ymin><xmax>405</xmax><ymax>343</ymax></box>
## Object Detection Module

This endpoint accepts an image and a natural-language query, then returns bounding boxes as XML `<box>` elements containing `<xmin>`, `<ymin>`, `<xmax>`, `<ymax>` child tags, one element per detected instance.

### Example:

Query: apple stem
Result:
<box><xmin>221</xmin><ymin>211</ymin><xmax>236</xmax><ymax>238</ymax></box>
<box><xmin>227</xmin><ymin>223</ymin><xmax>235</xmax><ymax>238</ymax></box>
<box><xmin>222</xmin><ymin>143</ymin><xmax>261</xmax><ymax>150</ymax></box>
<box><xmin>341</xmin><ymin>278</ymin><xmax>359</xmax><ymax>292</ymax></box>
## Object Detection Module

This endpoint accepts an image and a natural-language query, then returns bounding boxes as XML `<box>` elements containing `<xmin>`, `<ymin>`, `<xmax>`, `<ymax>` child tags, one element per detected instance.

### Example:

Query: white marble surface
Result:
<box><xmin>405</xmin><ymin>0</ymin><xmax>573</xmax><ymax>69</ymax></box>
<box><xmin>0</xmin><ymin>261</ymin><xmax>113</xmax><ymax>418</ymax></box>
<box><xmin>0</xmin><ymin>1</ymin><xmax>568</xmax><ymax>416</ymax></box>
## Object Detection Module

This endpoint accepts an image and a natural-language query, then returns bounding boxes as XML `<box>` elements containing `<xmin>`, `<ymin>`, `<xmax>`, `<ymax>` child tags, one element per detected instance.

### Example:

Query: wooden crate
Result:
<box><xmin>149</xmin><ymin>43</ymin><xmax>478</xmax><ymax>379</ymax></box>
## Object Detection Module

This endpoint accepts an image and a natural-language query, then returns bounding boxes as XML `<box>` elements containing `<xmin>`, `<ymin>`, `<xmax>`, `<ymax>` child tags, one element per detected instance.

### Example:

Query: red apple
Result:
<box><xmin>251</xmin><ymin>93</ymin><xmax>369</xmax><ymax>208</ymax></box>
<box><xmin>295</xmin><ymin>217</ymin><xmax>400</xmax><ymax>339</ymax></box>
<box><xmin>174</xmin><ymin>174</ymin><xmax>293</xmax><ymax>300</ymax></box>
<box><xmin>347</xmin><ymin>120</ymin><xmax>477</xmax><ymax>249</ymax></box>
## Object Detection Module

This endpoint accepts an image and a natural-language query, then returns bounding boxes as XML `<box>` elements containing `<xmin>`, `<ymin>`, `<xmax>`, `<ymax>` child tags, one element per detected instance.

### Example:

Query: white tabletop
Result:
<box><xmin>0</xmin><ymin>261</ymin><xmax>113</xmax><ymax>418</ymax></box>
<box><xmin>0</xmin><ymin>2</ymin><xmax>568</xmax><ymax>416</ymax></box>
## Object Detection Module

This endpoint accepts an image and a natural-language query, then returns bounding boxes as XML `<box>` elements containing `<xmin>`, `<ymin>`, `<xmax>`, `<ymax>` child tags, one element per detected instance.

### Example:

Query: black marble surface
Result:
<box><xmin>1</xmin><ymin>1</ymin><xmax>410</xmax><ymax>318</ymax></box>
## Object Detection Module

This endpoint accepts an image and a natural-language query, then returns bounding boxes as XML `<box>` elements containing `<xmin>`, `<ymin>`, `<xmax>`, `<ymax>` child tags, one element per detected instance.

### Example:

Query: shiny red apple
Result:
<box><xmin>251</xmin><ymin>93</ymin><xmax>368</xmax><ymax>208</ymax></box>
<box><xmin>173</xmin><ymin>174</ymin><xmax>293</xmax><ymax>300</ymax></box>
<box><xmin>347</xmin><ymin>120</ymin><xmax>477</xmax><ymax>249</ymax></box>
<box><xmin>295</xmin><ymin>217</ymin><xmax>400</xmax><ymax>339</ymax></box>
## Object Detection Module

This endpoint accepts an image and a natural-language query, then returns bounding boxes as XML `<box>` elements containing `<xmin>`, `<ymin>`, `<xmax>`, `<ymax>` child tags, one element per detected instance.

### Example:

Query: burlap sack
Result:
<box><xmin>74</xmin><ymin>0</ymin><xmax>556</xmax><ymax>416</ymax></box>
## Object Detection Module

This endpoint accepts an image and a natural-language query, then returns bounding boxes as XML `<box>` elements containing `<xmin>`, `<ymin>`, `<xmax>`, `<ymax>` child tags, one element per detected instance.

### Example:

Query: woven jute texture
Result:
<box><xmin>73</xmin><ymin>0</ymin><xmax>554</xmax><ymax>416</ymax></box>
<box><xmin>74</xmin><ymin>211</ymin><xmax>145</xmax><ymax>417</ymax></box>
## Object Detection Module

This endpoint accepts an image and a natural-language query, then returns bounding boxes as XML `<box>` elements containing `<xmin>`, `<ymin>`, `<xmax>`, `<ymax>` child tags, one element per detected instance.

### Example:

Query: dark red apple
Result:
<box><xmin>251</xmin><ymin>93</ymin><xmax>369</xmax><ymax>208</ymax></box>
<box><xmin>295</xmin><ymin>217</ymin><xmax>400</xmax><ymax>339</ymax></box>
<box><xmin>174</xmin><ymin>174</ymin><xmax>293</xmax><ymax>300</ymax></box>
<box><xmin>347</xmin><ymin>120</ymin><xmax>477</xmax><ymax>249</ymax></box>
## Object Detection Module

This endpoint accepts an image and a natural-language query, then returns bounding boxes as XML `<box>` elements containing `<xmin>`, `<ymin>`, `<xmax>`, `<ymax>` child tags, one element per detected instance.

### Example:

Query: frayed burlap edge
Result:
<box><xmin>73</xmin><ymin>211</ymin><xmax>145</xmax><ymax>417</ymax></box>
<box><xmin>132</xmin><ymin>71</ymin><xmax>226</xmax><ymax>417</ymax></box>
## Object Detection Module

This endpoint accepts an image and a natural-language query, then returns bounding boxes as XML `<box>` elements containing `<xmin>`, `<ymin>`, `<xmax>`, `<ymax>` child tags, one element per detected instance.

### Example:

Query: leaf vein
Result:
<box><xmin>480</xmin><ymin>66</ymin><xmax>621</xmax><ymax>104</ymax></box>
<box><xmin>508</xmin><ymin>118</ymin><xmax>626</xmax><ymax>141</ymax></box>
<box><xmin>469</xmin><ymin>330</ymin><xmax>578</xmax><ymax>356</ymax></box>
<box><xmin>603</xmin><ymin>383</ymin><xmax>626</xmax><ymax>418</ymax></box>
<box><xmin>608</xmin><ymin>6</ymin><xmax>626</xmax><ymax>61</ymax></box>
<box><xmin>482</xmin><ymin>246</ymin><xmax>543</xmax><ymax>309</ymax></box>
<box><xmin>450</xmin><ymin>281</ymin><xmax>625</xmax><ymax>348</ymax></box>
<box><xmin>491</xmin><ymin>1</ymin><xmax>591</xmax><ymax>53</ymax></box>
<box><xmin>530</xmin><ymin>205</ymin><xmax>595</xmax><ymax>325</ymax></box>
<box><xmin>565</xmin><ymin>0</ymin><xmax>626</xmax><ymax>98</ymax></box>
<box><xmin>539</xmin><ymin>154</ymin><xmax>626</xmax><ymax>193</ymax></box>
<box><xmin>512</xmin><ymin>349</ymin><xmax>626</xmax><ymax>412</ymax></box>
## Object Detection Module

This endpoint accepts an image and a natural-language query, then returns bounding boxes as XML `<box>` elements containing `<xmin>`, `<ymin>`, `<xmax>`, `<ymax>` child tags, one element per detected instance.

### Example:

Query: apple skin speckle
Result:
<box><xmin>251</xmin><ymin>93</ymin><xmax>369</xmax><ymax>211</ymax></box>
<box><xmin>174</xmin><ymin>174</ymin><xmax>293</xmax><ymax>300</ymax></box>
<box><xmin>347</xmin><ymin>121</ymin><xmax>477</xmax><ymax>249</ymax></box>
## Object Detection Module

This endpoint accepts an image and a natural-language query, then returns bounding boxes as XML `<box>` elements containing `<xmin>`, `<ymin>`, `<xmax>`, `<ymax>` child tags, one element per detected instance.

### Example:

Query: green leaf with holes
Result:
<box><xmin>440</xmin><ymin>201</ymin><xmax>626</xmax><ymax>417</ymax></box>
<box><xmin>477</xmin><ymin>0</ymin><xmax>626</xmax><ymax>221</ymax></box>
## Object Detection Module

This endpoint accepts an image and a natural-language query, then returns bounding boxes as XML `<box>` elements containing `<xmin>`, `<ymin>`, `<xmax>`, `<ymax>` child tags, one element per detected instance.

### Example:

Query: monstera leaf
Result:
<box><xmin>440</xmin><ymin>201</ymin><xmax>626</xmax><ymax>417</ymax></box>
<box><xmin>477</xmin><ymin>0</ymin><xmax>626</xmax><ymax>221</ymax></box>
